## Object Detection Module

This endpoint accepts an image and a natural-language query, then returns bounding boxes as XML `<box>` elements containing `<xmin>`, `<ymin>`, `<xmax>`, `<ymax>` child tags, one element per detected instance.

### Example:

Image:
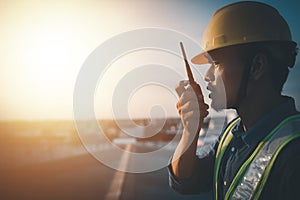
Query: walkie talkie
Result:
<box><xmin>179</xmin><ymin>42</ymin><xmax>204</xmax><ymax>103</ymax></box>
<box><xmin>179</xmin><ymin>42</ymin><xmax>210</xmax><ymax>129</ymax></box>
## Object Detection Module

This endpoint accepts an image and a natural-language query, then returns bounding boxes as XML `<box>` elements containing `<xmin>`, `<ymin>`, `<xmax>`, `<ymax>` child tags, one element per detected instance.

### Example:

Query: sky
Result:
<box><xmin>0</xmin><ymin>0</ymin><xmax>299</xmax><ymax>120</ymax></box>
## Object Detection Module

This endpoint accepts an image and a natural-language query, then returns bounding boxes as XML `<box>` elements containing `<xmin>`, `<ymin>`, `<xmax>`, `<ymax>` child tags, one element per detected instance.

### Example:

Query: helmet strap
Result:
<box><xmin>233</xmin><ymin>62</ymin><xmax>252</xmax><ymax>109</ymax></box>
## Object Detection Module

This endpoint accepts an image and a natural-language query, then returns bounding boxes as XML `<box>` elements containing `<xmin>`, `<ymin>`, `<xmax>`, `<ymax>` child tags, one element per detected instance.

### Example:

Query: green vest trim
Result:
<box><xmin>214</xmin><ymin>117</ymin><xmax>240</xmax><ymax>200</ymax></box>
<box><xmin>252</xmin><ymin>133</ymin><xmax>300</xmax><ymax>200</ymax></box>
<box><xmin>214</xmin><ymin>114</ymin><xmax>300</xmax><ymax>200</ymax></box>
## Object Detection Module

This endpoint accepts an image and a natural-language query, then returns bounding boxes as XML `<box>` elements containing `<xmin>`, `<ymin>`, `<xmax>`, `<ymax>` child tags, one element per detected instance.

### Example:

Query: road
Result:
<box><xmin>0</xmin><ymin>141</ymin><xmax>212</xmax><ymax>200</ymax></box>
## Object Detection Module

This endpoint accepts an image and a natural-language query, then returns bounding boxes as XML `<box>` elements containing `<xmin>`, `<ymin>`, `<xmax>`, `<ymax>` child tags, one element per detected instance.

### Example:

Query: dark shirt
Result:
<box><xmin>169</xmin><ymin>97</ymin><xmax>300</xmax><ymax>199</ymax></box>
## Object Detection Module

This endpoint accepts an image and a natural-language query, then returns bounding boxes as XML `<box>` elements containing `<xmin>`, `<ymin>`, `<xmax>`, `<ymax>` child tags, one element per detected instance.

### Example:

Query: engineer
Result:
<box><xmin>169</xmin><ymin>1</ymin><xmax>300</xmax><ymax>199</ymax></box>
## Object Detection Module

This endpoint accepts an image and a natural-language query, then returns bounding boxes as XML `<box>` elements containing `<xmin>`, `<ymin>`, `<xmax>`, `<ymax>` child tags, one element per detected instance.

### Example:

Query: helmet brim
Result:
<box><xmin>191</xmin><ymin>51</ymin><xmax>211</xmax><ymax>65</ymax></box>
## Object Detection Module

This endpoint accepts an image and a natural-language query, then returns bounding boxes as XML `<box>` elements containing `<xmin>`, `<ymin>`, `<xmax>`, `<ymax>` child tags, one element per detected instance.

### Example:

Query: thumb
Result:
<box><xmin>175</xmin><ymin>80</ymin><xmax>189</xmax><ymax>97</ymax></box>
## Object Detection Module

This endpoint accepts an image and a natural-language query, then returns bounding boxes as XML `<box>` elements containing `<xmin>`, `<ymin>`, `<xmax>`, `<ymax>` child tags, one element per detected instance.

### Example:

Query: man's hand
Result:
<box><xmin>175</xmin><ymin>80</ymin><xmax>209</xmax><ymax>134</ymax></box>
<box><xmin>171</xmin><ymin>80</ymin><xmax>209</xmax><ymax>178</ymax></box>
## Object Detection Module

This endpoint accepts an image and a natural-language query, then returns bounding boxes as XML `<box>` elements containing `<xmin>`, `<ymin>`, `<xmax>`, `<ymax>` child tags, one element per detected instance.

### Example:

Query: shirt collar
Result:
<box><xmin>231</xmin><ymin>96</ymin><xmax>298</xmax><ymax>147</ymax></box>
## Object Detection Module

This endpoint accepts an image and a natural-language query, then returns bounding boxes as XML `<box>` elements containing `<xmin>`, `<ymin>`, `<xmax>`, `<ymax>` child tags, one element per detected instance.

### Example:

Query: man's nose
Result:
<box><xmin>204</xmin><ymin>64</ymin><xmax>215</xmax><ymax>82</ymax></box>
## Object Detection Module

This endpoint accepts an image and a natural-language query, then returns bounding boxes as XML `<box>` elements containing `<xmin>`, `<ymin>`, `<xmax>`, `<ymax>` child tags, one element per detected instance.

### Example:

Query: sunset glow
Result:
<box><xmin>0</xmin><ymin>0</ymin><xmax>299</xmax><ymax>120</ymax></box>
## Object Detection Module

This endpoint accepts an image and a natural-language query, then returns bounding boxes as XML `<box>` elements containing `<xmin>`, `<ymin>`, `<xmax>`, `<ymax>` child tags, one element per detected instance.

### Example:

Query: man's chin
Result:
<box><xmin>210</xmin><ymin>101</ymin><xmax>226</xmax><ymax>112</ymax></box>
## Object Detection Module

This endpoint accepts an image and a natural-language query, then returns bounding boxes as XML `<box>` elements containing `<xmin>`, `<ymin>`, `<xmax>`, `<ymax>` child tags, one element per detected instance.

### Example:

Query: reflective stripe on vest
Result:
<box><xmin>214</xmin><ymin>117</ymin><xmax>240</xmax><ymax>200</ymax></box>
<box><xmin>214</xmin><ymin>114</ymin><xmax>300</xmax><ymax>200</ymax></box>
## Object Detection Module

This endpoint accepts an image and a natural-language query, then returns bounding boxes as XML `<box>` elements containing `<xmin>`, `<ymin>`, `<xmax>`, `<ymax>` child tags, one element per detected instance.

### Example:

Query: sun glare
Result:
<box><xmin>0</xmin><ymin>0</ymin><xmax>214</xmax><ymax>120</ymax></box>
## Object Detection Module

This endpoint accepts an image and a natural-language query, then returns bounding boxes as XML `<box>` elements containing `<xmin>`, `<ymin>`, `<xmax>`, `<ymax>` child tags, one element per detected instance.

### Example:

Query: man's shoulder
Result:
<box><xmin>262</xmin><ymin>136</ymin><xmax>300</xmax><ymax>199</ymax></box>
<box><xmin>275</xmin><ymin>114</ymin><xmax>300</xmax><ymax>163</ymax></box>
<box><xmin>273</xmin><ymin>136</ymin><xmax>300</xmax><ymax>168</ymax></box>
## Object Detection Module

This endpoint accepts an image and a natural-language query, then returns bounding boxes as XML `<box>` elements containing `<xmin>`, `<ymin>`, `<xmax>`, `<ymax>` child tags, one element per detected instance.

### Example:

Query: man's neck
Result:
<box><xmin>236</xmin><ymin>92</ymin><xmax>285</xmax><ymax>131</ymax></box>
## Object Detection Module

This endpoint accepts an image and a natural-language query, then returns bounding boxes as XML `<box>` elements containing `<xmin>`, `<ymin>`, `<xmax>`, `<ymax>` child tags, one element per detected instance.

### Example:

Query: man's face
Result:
<box><xmin>204</xmin><ymin>47</ymin><xmax>246</xmax><ymax>111</ymax></box>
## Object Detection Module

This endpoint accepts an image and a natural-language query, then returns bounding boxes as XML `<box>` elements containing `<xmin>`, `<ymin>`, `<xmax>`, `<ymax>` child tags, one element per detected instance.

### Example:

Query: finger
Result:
<box><xmin>178</xmin><ymin>100</ymin><xmax>209</xmax><ymax>118</ymax></box>
<box><xmin>175</xmin><ymin>80</ymin><xmax>189</xmax><ymax>97</ymax></box>
<box><xmin>199</xmin><ymin>102</ymin><xmax>209</xmax><ymax>110</ymax></box>
<box><xmin>176</xmin><ymin>101</ymin><xmax>180</xmax><ymax>109</ymax></box>
<box><xmin>178</xmin><ymin>89</ymin><xmax>199</xmax><ymax>107</ymax></box>
<box><xmin>180</xmin><ymin>106</ymin><xmax>209</xmax><ymax>122</ymax></box>
<box><xmin>202</xmin><ymin>110</ymin><xmax>209</xmax><ymax>119</ymax></box>
<box><xmin>179</xmin><ymin>94</ymin><xmax>209</xmax><ymax>112</ymax></box>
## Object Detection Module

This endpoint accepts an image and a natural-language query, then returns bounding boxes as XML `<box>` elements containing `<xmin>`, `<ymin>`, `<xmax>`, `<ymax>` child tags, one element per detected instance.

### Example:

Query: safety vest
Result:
<box><xmin>214</xmin><ymin>114</ymin><xmax>300</xmax><ymax>200</ymax></box>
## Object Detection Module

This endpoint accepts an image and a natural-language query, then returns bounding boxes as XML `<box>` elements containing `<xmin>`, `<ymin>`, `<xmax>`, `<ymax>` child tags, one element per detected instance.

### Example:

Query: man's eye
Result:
<box><xmin>213</xmin><ymin>62</ymin><xmax>221</xmax><ymax>68</ymax></box>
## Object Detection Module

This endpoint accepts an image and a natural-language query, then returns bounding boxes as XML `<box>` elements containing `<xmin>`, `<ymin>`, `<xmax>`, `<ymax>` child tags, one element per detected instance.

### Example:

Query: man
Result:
<box><xmin>169</xmin><ymin>1</ymin><xmax>300</xmax><ymax>200</ymax></box>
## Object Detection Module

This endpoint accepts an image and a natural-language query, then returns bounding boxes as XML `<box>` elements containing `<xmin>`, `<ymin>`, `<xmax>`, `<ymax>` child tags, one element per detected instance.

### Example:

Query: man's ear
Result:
<box><xmin>249</xmin><ymin>53</ymin><xmax>268</xmax><ymax>81</ymax></box>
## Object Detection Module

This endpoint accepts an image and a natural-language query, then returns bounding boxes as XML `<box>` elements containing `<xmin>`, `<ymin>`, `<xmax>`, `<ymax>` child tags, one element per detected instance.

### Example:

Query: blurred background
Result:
<box><xmin>0</xmin><ymin>0</ymin><xmax>299</xmax><ymax>199</ymax></box>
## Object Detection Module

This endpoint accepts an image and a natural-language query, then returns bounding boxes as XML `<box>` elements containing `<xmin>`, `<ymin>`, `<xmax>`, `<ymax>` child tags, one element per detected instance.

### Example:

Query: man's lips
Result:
<box><xmin>206</xmin><ymin>84</ymin><xmax>213</xmax><ymax>92</ymax></box>
<box><xmin>207</xmin><ymin>85</ymin><xmax>214</xmax><ymax>99</ymax></box>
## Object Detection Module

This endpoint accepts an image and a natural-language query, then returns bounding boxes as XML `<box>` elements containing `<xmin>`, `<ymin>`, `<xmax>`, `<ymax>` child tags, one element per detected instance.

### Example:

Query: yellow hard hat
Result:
<box><xmin>192</xmin><ymin>1</ymin><xmax>297</xmax><ymax>64</ymax></box>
